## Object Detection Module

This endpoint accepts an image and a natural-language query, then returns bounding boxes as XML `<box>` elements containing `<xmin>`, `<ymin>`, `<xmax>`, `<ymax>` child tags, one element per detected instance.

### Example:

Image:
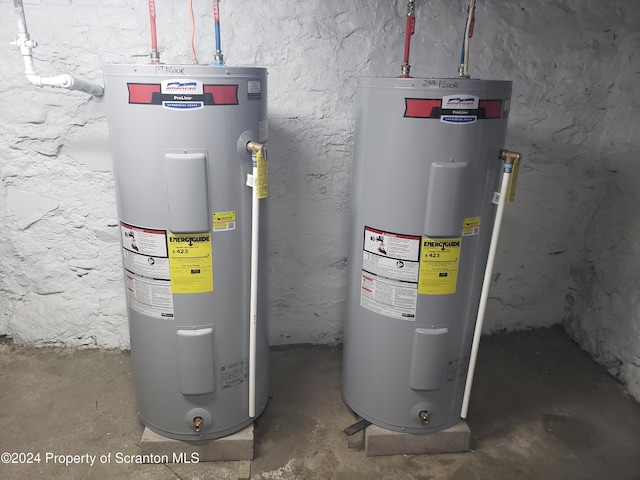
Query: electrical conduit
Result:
<box><xmin>12</xmin><ymin>0</ymin><xmax>103</xmax><ymax>96</ymax></box>
<box><xmin>461</xmin><ymin>150</ymin><xmax>520</xmax><ymax>419</ymax></box>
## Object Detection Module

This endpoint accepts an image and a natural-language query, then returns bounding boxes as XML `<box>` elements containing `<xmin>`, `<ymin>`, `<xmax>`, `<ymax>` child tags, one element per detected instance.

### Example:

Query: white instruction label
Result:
<box><xmin>361</xmin><ymin>273</ymin><xmax>417</xmax><ymax>320</ymax></box>
<box><xmin>122</xmin><ymin>249</ymin><xmax>170</xmax><ymax>280</ymax></box>
<box><xmin>362</xmin><ymin>251</ymin><xmax>419</xmax><ymax>283</ymax></box>
<box><xmin>121</xmin><ymin>222</ymin><xmax>174</xmax><ymax>318</ymax></box>
<box><xmin>360</xmin><ymin>227</ymin><xmax>421</xmax><ymax>320</ymax></box>
<box><xmin>124</xmin><ymin>272</ymin><xmax>174</xmax><ymax>319</ymax></box>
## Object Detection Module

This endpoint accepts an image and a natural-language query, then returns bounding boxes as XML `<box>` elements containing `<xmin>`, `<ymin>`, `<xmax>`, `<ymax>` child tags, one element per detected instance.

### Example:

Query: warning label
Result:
<box><xmin>361</xmin><ymin>273</ymin><xmax>417</xmax><ymax>320</ymax></box>
<box><xmin>418</xmin><ymin>237</ymin><xmax>462</xmax><ymax>295</ymax></box>
<box><xmin>168</xmin><ymin>233</ymin><xmax>214</xmax><ymax>294</ymax></box>
<box><xmin>362</xmin><ymin>251</ymin><xmax>419</xmax><ymax>283</ymax></box>
<box><xmin>121</xmin><ymin>223</ymin><xmax>167</xmax><ymax>258</ymax></box>
<box><xmin>120</xmin><ymin>222</ymin><xmax>174</xmax><ymax>318</ymax></box>
<box><xmin>125</xmin><ymin>273</ymin><xmax>174</xmax><ymax>319</ymax></box>
<box><xmin>363</xmin><ymin>227</ymin><xmax>420</xmax><ymax>262</ymax></box>
<box><xmin>360</xmin><ymin>227</ymin><xmax>420</xmax><ymax>320</ymax></box>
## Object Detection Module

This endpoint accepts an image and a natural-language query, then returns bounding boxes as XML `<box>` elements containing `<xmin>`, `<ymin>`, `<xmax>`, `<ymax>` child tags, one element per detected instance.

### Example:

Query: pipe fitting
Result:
<box><xmin>407</xmin><ymin>0</ymin><xmax>415</xmax><ymax>16</ymax></box>
<box><xmin>457</xmin><ymin>64</ymin><xmax>469</xmax><ymax>78</ymax></box>
<box><xmin>246</xmin><ymin>141</ymin><xmax>264</xmax><ymax>156</ymax></box>
<box><xmin>12</xmin><ymin>37</ymin><xmax>37</xmax><ymax>56</ymax></box>
<box><xmin>418</xmin><ymin>410</ymin><xmax>430</xmax><ymax>424</ymax></box>
<box><xmin>499</xmin><ymin>149</ymin><xmax>521</xmax><ymax>165</ymax></box>
<box><xmin>192</xmin><ymin>416</ymin><xmax>204</xmax><ymax>432</ymax></box>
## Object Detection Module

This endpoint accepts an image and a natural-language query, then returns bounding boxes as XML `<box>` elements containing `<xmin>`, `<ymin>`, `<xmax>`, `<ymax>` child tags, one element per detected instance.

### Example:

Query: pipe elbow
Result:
<box><xmin>246</xmin><ymin>141</ymin><xmax>264</xmax><ymax>155</ymax></box>
<box><xmin>24</xmin><ymin>73</ymin><xmax>44</xmax><ymax>87</ymax></box>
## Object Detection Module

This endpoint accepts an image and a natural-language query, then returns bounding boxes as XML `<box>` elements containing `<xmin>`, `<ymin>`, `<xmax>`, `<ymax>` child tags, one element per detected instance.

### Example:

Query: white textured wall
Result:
<box><xmin>561</xmin><ymin>1</ymin><xmax>640</xmax><ymax>401</ymax></box>
<box><xmin>1</xmin><ymin>0</ymin><xmax>639</xmax><ymax>398</ymax></box>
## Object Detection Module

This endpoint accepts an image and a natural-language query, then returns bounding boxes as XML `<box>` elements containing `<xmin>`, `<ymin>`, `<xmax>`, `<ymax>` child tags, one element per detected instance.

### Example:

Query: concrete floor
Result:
<box><xmin>1</xmin><ymin>326</ymin><xmax>639</xmax><ymax>479</ymax></box>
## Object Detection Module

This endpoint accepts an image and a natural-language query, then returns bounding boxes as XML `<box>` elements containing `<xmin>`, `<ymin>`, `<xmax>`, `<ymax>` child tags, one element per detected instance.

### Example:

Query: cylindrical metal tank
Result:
<box><xmin>342</xmin><ymin>77</ymin><xmax>512</xmax><ymax>433</ymax></box>
<box><xmin>103</xmin><ymin>64</ymin><xmax>269</xmax><ymax>440</ymax></box>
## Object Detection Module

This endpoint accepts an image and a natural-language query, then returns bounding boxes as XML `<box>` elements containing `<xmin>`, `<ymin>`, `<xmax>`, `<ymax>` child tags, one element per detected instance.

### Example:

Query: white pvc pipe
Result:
<box><xmin>248</xmin><ymin>162</ymin><xmax>259</xmax><ymax>418</ymax></box>
<box><xmin>13</xmin><ymin>0</ymin><xmax>104</xmax><ymax>97</ymax></box>
<box><xmin>460</xmin><ymin>164</ymin><xmax>512</xmax><ymax>419</ymax></box>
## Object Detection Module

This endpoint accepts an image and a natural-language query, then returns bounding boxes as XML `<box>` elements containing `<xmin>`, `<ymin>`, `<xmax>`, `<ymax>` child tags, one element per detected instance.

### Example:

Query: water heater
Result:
<box><xmin>342</xmin><ymin>77</ymin><xmax>512</xmax><ymax>433</ymax></box>
<box><xmin>104</xmin><ymin>64</ymin><xmax>269</xmax><ymax>440</ymax></box>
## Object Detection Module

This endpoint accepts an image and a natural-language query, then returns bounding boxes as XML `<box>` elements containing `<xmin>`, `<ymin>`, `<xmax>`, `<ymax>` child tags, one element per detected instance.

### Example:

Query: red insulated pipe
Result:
<box><xmin>401</xmin><ymin>0</ymin><xmax>416</xmax><ymax>78</ymax></box>
<box><xmin>148</xmin><ymin>0</ymin><xmax>159</xmax><ymax>62</ymax></box>
<box><xmin>403</xmin><ymin>15</ymin><xmax>415</xmax><ymax>66</ymax></box>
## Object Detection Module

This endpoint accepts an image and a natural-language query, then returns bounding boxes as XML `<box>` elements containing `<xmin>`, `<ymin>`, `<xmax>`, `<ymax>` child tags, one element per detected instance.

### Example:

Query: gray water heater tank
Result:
<box><xmin>342</xmin><ymin>77</ymin><xmax>512</xmax><ymax>433</ymax></box>
<box><xmin>104</xmin><ymin>64</ymin><xmax>269</xmax><ymax>440</ymax></box>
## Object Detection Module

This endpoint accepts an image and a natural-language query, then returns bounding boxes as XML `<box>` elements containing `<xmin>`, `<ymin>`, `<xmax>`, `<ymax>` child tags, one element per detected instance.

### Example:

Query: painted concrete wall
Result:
<box><xmin>0</xmin><ymin>0</ymin><xmax>638</xmax><ymax>398</ymax></box>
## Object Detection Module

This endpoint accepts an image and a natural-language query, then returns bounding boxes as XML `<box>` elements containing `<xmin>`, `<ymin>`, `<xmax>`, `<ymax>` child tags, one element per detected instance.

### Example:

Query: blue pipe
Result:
<box><xmin>215</xmin><ymin>27</ymin><xmax>222</xmax><ymax>64</ymax></box>
<box><xmin>213</xmin><ymin>1</ymin><xmax>223</xmax><ymax>65</ymax></box>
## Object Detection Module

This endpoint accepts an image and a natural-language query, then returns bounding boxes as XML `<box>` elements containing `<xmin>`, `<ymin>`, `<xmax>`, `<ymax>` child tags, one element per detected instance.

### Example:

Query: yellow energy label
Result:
<box><xmin>418</xmin><ymin>237</ymin><xmax>462</xmax><ymax>295</ymax></box>
<box><xmin>168</xmin><ymin>233</ymin><xmax>213</xmax><ymax>294</ymax></box>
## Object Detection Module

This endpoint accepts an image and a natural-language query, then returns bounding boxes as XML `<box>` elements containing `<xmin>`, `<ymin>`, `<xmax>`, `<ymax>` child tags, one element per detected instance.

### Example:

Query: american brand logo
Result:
<box><xmin>445</xmin><ymin>97</ymin><xmax>475</xmax><ymax>105</ymax></box>
<box><xmin>165</xmin><ymin>81</ymin><xmax>198</xmax><ymax>92</ymax></box>
<box><xmin>442</xmin><ymin>95</ymin><xmax>479</xmax><ymax>109</ymax></box>
<box><xmin>160</xmin><ymin>79</ymin><xmax>203</xmax><ymax>96</ymax></box>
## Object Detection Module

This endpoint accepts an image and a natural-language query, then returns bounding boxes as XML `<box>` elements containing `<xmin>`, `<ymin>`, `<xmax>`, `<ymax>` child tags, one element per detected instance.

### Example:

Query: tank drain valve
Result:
<box><xmin>418</xmin><ymin>410</ymin><xmax>430</xmax><ymax>424</ymax></box>
<box><xmin>193</xmin><ymin>416</ymin><xmax>204</xmax><ymax>432</ymax></box>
